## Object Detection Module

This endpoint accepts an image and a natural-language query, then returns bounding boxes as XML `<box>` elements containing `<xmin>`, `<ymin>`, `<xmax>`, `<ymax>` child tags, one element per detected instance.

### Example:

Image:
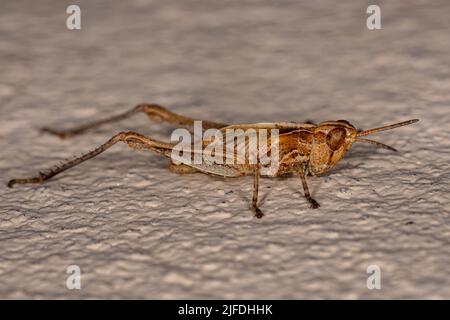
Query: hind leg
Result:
<box><xmin>42</xmin><ymin>103</ymin><xmax>228</xmax><ymax>138</ymax></box>
<box><xmin>7</xmin><ymin>131</ymin><xmax>174</xmax><ymax>187</ymax></box>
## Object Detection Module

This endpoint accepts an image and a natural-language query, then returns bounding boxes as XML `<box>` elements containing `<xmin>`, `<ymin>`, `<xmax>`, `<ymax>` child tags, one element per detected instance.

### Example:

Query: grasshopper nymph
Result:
<box><xmin>7</xmin><ymin>104</ymin><xmax>419</xmax><ymax>218</ymax></box>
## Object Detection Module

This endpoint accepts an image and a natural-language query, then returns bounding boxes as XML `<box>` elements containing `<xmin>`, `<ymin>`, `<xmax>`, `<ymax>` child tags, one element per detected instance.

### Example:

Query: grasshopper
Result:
<box><xmin>7</xmin><ymin>103</ymin><xmax>419</xmax><ymax>218</ymax></box>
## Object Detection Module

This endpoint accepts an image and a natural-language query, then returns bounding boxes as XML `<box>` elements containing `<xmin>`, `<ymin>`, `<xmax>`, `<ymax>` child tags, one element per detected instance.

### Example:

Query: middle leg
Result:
<box><xmin>251</xmin><ymin>165</ymin><xmax>264</xmax><ymax>218</ymax></box>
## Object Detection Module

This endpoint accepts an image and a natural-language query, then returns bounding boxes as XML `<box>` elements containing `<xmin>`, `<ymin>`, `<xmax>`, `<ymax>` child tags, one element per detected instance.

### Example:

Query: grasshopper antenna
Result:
<box><xmin>354</xmin><ymin>138</ymin><xmax>397</xmax><ymax>152</ymax></box>
<box><xmin>356</xmin><ymin>119</ymin><xmax>419</xmax><ymax>137</ymax></box>
<box><xmin>354</xmin><ymin>119</ymin><xmax>419</xmax><ymax>152</ymax></box>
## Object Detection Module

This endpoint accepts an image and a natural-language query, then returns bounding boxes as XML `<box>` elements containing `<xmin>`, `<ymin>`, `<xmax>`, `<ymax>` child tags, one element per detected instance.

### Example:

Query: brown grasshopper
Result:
<box><xmin>7</xmin><ymin>103</ymin><xmax>419</xmax><ymax>218</ymax></box>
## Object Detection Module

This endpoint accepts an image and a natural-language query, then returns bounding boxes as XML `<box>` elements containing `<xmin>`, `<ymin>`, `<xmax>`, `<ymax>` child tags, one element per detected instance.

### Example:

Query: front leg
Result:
<box><xmin>299</xmin><ymin>168</ymin><xmax>320</xmax><ymax>209</ymax></box>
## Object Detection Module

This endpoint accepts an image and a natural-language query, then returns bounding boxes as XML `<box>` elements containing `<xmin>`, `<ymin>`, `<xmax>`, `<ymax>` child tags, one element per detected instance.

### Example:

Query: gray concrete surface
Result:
<box><xmin>0</xmin><ymin>0</ymin><xmax>449</xmax><ymax>299</ymax></box>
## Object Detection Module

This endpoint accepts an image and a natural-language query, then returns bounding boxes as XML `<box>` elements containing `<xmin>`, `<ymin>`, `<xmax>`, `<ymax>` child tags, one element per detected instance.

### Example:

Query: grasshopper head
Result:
<box><xmin>308</xmin><ymin>119</ymin><xmax>419</xmax><ymax>175</ymax></box>
<box><xmin>308</xmin><ymin>120</ymin><xmax>357</xmax><ymax>175</ymax></box>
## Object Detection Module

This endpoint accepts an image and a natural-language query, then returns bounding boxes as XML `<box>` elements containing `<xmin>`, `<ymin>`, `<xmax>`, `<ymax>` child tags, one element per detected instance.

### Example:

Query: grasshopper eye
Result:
<box><xmin>326</xmin><ymin>127</ymin><xmax>346</xmax><ymax>151</ymax></box>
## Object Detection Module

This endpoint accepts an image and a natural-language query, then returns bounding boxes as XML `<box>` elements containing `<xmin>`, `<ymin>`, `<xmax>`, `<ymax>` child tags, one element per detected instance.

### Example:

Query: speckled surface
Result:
<box><xmin>1</xmin><ymin>0</ymin><xmax>449</xmax><ymax>299</ymax></box>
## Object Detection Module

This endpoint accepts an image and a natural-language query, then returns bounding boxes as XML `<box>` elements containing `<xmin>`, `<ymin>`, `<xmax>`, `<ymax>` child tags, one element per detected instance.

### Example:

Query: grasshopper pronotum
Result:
<box><xmin>7</xmin><ymin>104</ymin><xmax>419</xmax><ymax>218</ymax></box>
